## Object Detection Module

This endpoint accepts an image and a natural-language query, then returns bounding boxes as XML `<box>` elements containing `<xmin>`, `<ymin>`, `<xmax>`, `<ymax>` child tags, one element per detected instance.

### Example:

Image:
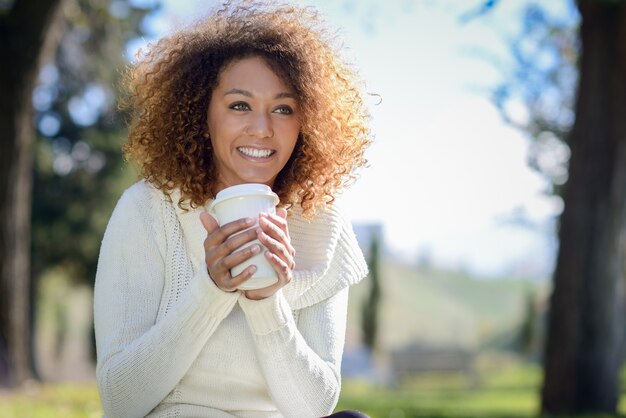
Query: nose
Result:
<box><xmin>246</xmin><ymin>111</ymin><xmax>273</xmax><ymax>138</ymax></box>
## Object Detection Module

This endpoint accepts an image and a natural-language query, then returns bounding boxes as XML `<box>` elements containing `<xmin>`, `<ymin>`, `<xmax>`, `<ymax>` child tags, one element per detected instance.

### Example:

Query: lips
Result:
<box><xmin>237</xmin><ymin>146</ymin><xmax>275</xmax><ymax>158</ymax></box>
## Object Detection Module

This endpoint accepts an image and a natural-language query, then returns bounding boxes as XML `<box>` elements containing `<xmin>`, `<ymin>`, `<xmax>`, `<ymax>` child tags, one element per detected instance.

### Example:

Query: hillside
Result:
<box><xmin>345</xmin><ymin>259</ymin><xmax>548</xmax><ymax>352</ymax></box>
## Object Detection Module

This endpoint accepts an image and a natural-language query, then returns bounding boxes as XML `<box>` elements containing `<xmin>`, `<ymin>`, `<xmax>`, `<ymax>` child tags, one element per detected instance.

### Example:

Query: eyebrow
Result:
<box><xmin>224</xmin><ymin>88</ymin><xmax>296</xmax><ymax>99</ymax></box>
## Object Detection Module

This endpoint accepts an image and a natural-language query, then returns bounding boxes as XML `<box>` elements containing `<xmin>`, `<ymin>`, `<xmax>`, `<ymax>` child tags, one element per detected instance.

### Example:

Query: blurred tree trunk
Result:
<box><xmin>541</xmin><ymin>0</ymin><xmax>626</xmax><ymax>414</ymax></box>
<box><xmin>0</xmin><ymin>0</ymin><xmax>66</xmax><ymax>387</ymax></box>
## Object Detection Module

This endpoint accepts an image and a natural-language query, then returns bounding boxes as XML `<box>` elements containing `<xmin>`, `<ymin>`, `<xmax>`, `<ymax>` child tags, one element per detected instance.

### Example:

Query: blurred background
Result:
<box><xmin>1</xmin><ymin>0</ymin><xmax>626</xmax><ymax>417</ymax></box>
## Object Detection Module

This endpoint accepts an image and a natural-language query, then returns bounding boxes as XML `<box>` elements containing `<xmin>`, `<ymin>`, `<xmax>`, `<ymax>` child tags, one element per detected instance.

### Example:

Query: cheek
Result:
<box><xmin>289</xmin><ymin>120</ymin><xmax>302</xmax><ymax>143</ymax></box>
<box><xmin>290</xmin><ymin>132</ymin><xmax>299</xmax><ymax>150</ymax></box>
<box><xmin>208</xmin><ymin>133</ymin><xmax>226</xmax><ymax>157</ymax></box>
<box><xmin>283</xmin><ymin>135</ymin><xmax>299</xmax><ymax>162</ymax></box>
<box><xmin>282</xmin><ymin>132</ymin><xmax>298</xmax><ymax>156</ymax></box>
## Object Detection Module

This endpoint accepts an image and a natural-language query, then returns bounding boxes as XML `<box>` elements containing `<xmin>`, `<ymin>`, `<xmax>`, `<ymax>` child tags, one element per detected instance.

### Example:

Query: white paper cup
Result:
<box><xmin>209</xmin><ymin>183</ymin><xmax>280</xmax><ymax>290</ymax></box>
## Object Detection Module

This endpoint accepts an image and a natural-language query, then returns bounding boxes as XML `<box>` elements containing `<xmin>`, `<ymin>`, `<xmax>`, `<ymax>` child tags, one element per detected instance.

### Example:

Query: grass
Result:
<box><xmin>2</xmin><ymin>361</ymin><xmax>624</xmax><ymax>418</ymax></box>
<box><xmin>0</xmin><ymin>382</ymin><xmax>101</xmax><ymax>418</ymax></box>
<box><xmin>337</xmin><ymin>384</ymin><xmax>537</xmax><ymax>418</ymax></box>
<box><xmin>2</xmin><ymin>378</ymin><xmax>539</xmax><ymax>418</ymax></box>
<box><xmin>337</xmin><ymin>361</ymin><xmax>542</xmax><ymax>418</ymax></box>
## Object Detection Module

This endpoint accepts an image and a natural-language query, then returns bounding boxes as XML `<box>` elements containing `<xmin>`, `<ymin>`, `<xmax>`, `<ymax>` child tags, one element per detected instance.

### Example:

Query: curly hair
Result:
<box><xmin>121</xmin><ymin>0</ymin><xmax>372</xmax><ymax>216</ymax></box>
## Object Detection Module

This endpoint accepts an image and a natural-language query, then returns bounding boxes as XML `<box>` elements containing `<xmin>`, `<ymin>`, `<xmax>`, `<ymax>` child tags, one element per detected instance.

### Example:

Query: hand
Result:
<box><xmin>200</xmin><ymin>212</ymin><xmax>260</xmax><ymax>292</ymax></box>
<box><xmin>243</xmin><ymin>207</ymin><xmax>296</xmax><ymax>300</ymax></box>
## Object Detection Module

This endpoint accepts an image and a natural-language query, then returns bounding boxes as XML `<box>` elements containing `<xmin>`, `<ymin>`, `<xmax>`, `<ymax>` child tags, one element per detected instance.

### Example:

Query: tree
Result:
<box><xmin>516</xmin><ymin>289</ymin><xmax>540</xmax><ymax>359</ymax></box>
<box><xmin>31</xmin><ymin>0</ymin><xmax>152</xmax><ymax>289</ymax></box>
<box><xmin>31</xmin><ymin>0</ymin><xmax>153</xmax><ymax>365</ymax></box>
<box><xmin>0</xmin><ymin>0</ymin><xmax>67</xmax><ymax>388</ymax></box>
<box><xmin>361</xmin><ymin>232</ymin><xmax>382</xmax><ymax>351</ymax></box>
<box><xmin>491</xmin><ymin>0</ymin><xmax>626</xmax><ymax>413</ymax></box>
<box><xmin>541</xmin><ymin>0</ymin><xmax>626</xmax><ymax>413</ymax></box>
<box><xmin>491</xmin><ymin>3</ymin><xmax>578</xmax><ymax>197</ymax></box>
<box><xmin>0</xmin><ymin>0</ymin><xmax>155</xmax><ymax>386</ymax></box>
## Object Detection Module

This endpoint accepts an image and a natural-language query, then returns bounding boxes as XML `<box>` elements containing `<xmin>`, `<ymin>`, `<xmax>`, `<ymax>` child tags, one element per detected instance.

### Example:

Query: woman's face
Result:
<box><xmin>207</xmin><ymin>56</ymin><xmax>301</xmax><ymax>191</ymax></box>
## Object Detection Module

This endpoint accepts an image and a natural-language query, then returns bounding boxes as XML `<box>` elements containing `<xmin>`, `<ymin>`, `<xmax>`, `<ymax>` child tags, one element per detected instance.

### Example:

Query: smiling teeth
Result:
<box><xmin>238</xmin><ymin>147</ymin><xmax>273</xmax><ymax>158</ymax></box>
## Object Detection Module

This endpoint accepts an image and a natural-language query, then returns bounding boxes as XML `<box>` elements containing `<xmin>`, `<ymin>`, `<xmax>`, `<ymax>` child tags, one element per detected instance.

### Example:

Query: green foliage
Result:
<box><xmin>32</xmin><ymin>130</ymin><xmax>136</xmax><ymax>283</ymax></box>
<box><xmin>491</xmin><ymin>3</ymin><xmax>580</xmax><ymax>197</ymax></box>
<box><xmin>501</xmin><ymin>288</ymin><xmax>545</xmax><ymax>361</ymax></box>
<box><xmin>31</xmin><ymin>0</ymin><xmax>153</xmax><ymax>284</ymax></box>
<box><xmin>361</xmin><ymin>234</ymin><xmax>382</xmax><ymax>351</ymax></box>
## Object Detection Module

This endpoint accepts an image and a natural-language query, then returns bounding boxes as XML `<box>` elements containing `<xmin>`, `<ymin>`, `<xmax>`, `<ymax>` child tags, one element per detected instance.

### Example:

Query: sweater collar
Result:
<box><xmin>168</xmin><ymin>189</ymin><xmax>211</xmax><ymax>275</ymax></box>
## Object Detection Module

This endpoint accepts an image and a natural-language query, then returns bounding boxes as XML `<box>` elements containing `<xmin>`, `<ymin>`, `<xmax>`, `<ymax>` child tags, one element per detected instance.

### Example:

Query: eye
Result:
<box><xmin>273</xmin><ymin>105</ymin><xmax>293</xmax><ymax>115</ymax></box>
<box><xmin>230</xmin><ymin>102</ymin><xmax>250</xmax><ymax>111</ymax></box>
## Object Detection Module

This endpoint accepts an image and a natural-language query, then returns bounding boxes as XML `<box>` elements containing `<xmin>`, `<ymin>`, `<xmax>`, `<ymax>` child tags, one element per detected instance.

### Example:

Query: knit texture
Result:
<box><xmin>94</xmin><ymin>181</ymin><xmax>368</xmax><ymax>418</ymax></box>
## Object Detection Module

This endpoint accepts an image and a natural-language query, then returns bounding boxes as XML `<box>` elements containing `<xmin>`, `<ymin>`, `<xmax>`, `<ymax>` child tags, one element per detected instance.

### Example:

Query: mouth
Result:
<box><xmin>237</xmin><ymin>146</ymin><xmax>276</xmax><ymax>159</ymax></box>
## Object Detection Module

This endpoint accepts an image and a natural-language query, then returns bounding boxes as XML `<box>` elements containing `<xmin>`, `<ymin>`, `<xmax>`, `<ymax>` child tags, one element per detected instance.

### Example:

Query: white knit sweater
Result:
<box><xmin>93</xmin><ymin>181</ymin><xmax>368</xmax><ymax>418</ymax></box>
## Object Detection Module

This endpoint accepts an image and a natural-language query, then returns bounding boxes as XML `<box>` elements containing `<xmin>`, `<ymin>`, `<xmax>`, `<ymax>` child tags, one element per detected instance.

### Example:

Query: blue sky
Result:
<box><xmin>133</xmin><ymin>0</ymin><xmax>577</xmax><ymax>279</ymax></box>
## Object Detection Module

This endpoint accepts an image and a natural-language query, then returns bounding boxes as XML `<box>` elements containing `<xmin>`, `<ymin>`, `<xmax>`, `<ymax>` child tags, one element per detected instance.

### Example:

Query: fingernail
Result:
<box><xmin>245</xmin><ymin>217</ymin><xmax>254</xmax><ymax>225</ymax></box>
<box><xmin>250</xmin><ymin>244</ymin><xmax>260</xmax><ymax>254</ymax></box>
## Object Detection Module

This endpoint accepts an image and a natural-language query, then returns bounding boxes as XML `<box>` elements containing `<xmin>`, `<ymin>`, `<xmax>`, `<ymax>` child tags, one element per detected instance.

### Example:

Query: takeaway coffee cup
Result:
<box><xmin>209</xmin><ymin>183</ymin><xmax>280</xmax><ymax>290</ymax></box>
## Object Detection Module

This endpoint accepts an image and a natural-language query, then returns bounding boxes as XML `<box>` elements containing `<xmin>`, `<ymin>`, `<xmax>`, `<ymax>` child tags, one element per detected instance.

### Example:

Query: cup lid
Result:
<box><xmin>210</xmin><ymin>183</ymin><xmax>279</xmax><ymax>210</ymax></box>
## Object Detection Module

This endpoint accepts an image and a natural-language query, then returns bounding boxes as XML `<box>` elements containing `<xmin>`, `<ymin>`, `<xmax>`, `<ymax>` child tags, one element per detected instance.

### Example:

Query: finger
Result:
<box><xmin>205</xmin><ymin>228</ymin><xmax>258</xmax><ymax>268</ymax></box>
<box><xmin>227</xmin><ymin>264</ymin><xmax>258</xmax><ymax>290</ymax></box>
<box><xmin>257</xmin><ymin>228</ymin><xmax>295</xmax><ymax>270</ymax></box>
<box><xmin>200</xmin><ymin>212</ymin><xmax>219</xmax><ymax>233</ymax></box>
<box><xmin>276</xmin><ymin>207</ymin><xmax>288</xmax><ymax>220</ymax></box>
<box><xmin>258</xmin><ymin>215</ymin><xmax>295</xmax><ymax>259</ymax></box>
<box><xmin>207</xmin><ymin>247</ymin><xmax>258</xmax><ymax>292</ymax></box>
<box><xmin>204</xmin><ymin>216</ymin><xmax>256</xmax><ymax>247</ymax></box>
<box><xmin>259</xmin><ymin>215</ymin><xmax>287</xmax><ymax>244</ymax></box>
<box><xmin>264</xmin><ymin>251</ymin><xmax>292</xmax><ymax>283</ymax></box>
<box><xmin>261</xmin><ymin>211</ymin><xmax>289</xmax><ymax>235</ymax></box>
<box><xmin>221</xmin><ymin>228</ymin><xmax>259</xmax><ymax>255</ymax></box>
<box><xmin>217</xmin><ymin>264</ymin><xmax>257</xmax><ymax>292</ymax></box>
<box><xmin>220</xmin><ymin>243</ymin><xmax>261</xmax><ymax>271</ymax></box>
<box><xmin>260</xmin><ymin>212</ymin><xmax>294</xmax><ymax>256</ymax></box>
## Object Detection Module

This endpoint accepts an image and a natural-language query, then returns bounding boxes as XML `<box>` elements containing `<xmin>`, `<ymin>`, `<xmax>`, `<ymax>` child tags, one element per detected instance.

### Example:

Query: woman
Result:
<box><xmin>94</xmin><ymin>1</ymin><xmax>372</xmax><ymax>417</ymax></box>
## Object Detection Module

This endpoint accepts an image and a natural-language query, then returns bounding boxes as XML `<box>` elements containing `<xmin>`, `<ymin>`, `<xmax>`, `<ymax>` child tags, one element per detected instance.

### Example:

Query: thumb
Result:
<box><xmin>200</xmin><ymin>211</ymin><xmax>219</xmax><ymax>233</ymax></box>
<box><xmin>276</xmin><ymin>207</ymin><xmax>288</xmax><ymax>219</ymax></box>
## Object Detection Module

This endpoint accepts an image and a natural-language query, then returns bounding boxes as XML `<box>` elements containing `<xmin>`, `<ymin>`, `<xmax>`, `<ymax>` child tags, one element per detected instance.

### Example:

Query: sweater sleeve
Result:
<box><xmin>238</xmin><ymin>287</ymin><xmax>349</xmax><ymax>418</ymax></box>
<box><xmin>283</xmin><ymin>203</ymin><xmax>368</xmax><ymax>309</ymax></box>
<box><xmin>94</xmin><ymin>183</ymin><xmax>239</xmax><ymax>418</ymax></box>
